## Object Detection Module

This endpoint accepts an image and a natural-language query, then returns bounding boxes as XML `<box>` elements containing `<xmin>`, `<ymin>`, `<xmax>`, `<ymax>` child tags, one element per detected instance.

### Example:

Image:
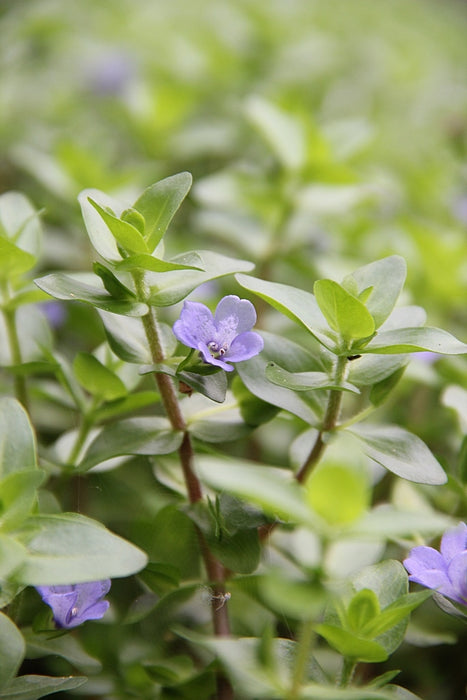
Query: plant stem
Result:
<box><xmin>2</xmin><ymin>304</ymin><xmax>29</xmax><ymax>410</ymax></box>
<box><xmin>339</xmin><ymin>658</ymin><xmax>357</xmax><ymax>687</ymax></box>
<box><xmin>133</xmin><ymin>273</ymin><xmax>232</xmax><ymax>697</ymax></box>
<box><xmin>296</xmin><ymin>354</ymin><xmax>349</xmax><ymax>484</ymax></box>
<box><xmin>289</xmin><ymin>619</ymin><xmax>315</xmax><ymax>699</ymax></box>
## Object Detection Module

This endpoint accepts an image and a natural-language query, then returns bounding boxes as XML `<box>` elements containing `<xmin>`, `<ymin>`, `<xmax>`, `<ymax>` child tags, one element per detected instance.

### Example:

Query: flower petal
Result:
<box><xmin>440</xmin><ymin>522</ymin><xmax>467</xmax><ymax>562</ymax></box>
<box><xmin>225</xmin><ymin>331</ymin><xmax>264</xmax><ymax>363</ymax></box>
<box><xmin>214</xmin><ymin>295</ymin><xmax>257</xmax><ymax>345</ymax></box>
<box><xmin>36</xmin><ymin>586</ymin><xmax>78</xmax><ymax>628</ymax></box>
<box><xmin>36</xmin><ymin>580</ymin><xmax>111</xmax><ymax>628</ymax></box>
<box><xmin>173</xmin><ymin>301</ymin><xmax>215</xmax><ymax>349</ymax></box>
<box><xmin>71</xmin><ymin>600</ymin><xmax>110</xmax><ymax>627</ymax></box>
<box><xmin>447</xmin><ymin>551</ymin><xmax>467</xmax><ymax>603</ymax></box>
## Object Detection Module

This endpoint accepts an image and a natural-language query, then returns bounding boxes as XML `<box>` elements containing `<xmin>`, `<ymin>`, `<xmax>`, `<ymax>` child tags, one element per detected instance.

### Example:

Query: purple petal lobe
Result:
<box><xmin>440</xmin><ymin>522</ymin><xmax>467</xmax><ymax>562</ymax></box>
<box><xmin>404</xmin><ymin>523</ymin><xmax>467</xmax><ymax>608</ymax></box>
<box><xmin>225</xmin><ymin>331</ymin><xmax>264</xmax><ymax>362</ymax></box>
<box><xmin>215</xmin><ymin>295</ymin><xmax>257</xmax><ymax>339</ymax></box>
<box><xmin>447</xmin><ymin>551</ymin><xmax>467</xmax><ymax>602</ymax></box>
<box><xmin>173</xmin><ymin>301</ymin><xmax>215</xmax><ymax>348</ymax></box>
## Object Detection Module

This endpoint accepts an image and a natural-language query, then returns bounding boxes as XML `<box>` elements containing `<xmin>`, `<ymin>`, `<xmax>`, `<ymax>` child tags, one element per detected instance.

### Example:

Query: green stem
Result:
<box><xmin>296</xmin><ymin>354</ymin><xmax>349</xmax><ymax>484</ymax></box>
<box><xmin>2</xmin><ymin>304</ymin><xmax>28</xmax><ymax>410</ymax></box>
<box><xmin>68</xmin><ymin>414</ymin><xmax>92</xmax><ymax>466</ymax></box>
<box><xmin>289</xmin><ymin>620</ymin><xmax>315</xmax><ymax>699</ymax></box>
<box><xmin>339</xmin><ymin>658</ymin><xmax>357</xmax><ymax>687</ymax></box>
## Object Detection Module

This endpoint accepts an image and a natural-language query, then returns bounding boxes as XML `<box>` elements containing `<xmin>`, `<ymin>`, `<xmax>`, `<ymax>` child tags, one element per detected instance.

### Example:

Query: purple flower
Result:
<box><xmin>173</xmin><ymin>295</ymin><xmax>263</xmax><ymax>372</ymax></box>
<box><xmin>36</xmin><ymin>580</ymin><xmax>111</xmax><ymax>629</ymax></box>
<box><xmin>403</xmin><ymin>522</ymin><xmax>467</xmax><ymax>605</ymax></box>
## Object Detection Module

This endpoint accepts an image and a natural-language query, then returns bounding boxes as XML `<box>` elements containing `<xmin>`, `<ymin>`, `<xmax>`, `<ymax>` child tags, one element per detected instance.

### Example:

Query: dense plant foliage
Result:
<box><xmin>1</xmin><ymin>1</ymin><xmax>467</xmax><ymax>699</ymax></box>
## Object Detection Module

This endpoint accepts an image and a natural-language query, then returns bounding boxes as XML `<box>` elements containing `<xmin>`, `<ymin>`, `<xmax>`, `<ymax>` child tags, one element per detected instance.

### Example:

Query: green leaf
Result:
<box><xmin>78</xmin><ymin>417</ymin><xmax>183</xmax><ymax>472</ymax></box>
<box><xmin>231</xmin><ymin>376</ymin><xmax>280</xmax><ymax>427</ymax></box>
<box><xmin>314</xmin><ymin>279</ymin><xmax>375</xmax><ymax>343</ymax></box>
<box><xmin>349</xmin><ymin>354</ymin><xmax>408</xmax><ymax>387</ymax></box>
<box><xmin>343</xmin><ymin>256</ymin><xmax>407</xmax><ymax>329</ymax></box>
<box><xmin>185</xmin><ymin>393</ymin><xmax>249</xmax><ymax>443</ymax></box>
<box><xmin>0</xmin><ymin>675</ymin><xmax>87</xmax><ymax>699</ymax></box>
<box><xmin>0</xmin><ymin>192</ymin><xmax>42</xmax><ymax>258</ymax></box>
<box><xmin>78</xmin><ymin>188</ymin><xmax>122</xmax><ymax>261</ymax></box>
<box><xmin>351</xmin><ymin>560</ymin><xmax>410</xmax><ymax>655</ymax></box>
<box><xmin>0</xmin><ymin>306</ymin><xmax>53</xmax><ymax>366</ymax></box>
<box><xmin>0</xmin><ymin>613</ymin><xmax>25</xmax><ymax>690</ymax></box>
<box><xmin>0</xmin><ymin>398</ymin><xmax>37</xmax><ymax>477</ymax></box>
<box><xmin>245</xmin><ymin>96</ymin><xmax>306</xmax><ymax>171</ymax></box>
<box><xmin>15</xmin><ymin>512</ymin><xmax>148</xmax><ymax>584</ymax></box>
<box><xmin>24</xmin><ymin>627</ymin><xmax>101</xmax><ymax>673</ymax></box>
<box><xmin>314</xmin><ymin>623</ymin><xmax>388</xmax><ymax>662</ymax></box>
<box><xmin>133</xmin><ymin>172</ymin><xmax>192</xmax><ymax>251</ymax></box>
<box><xmin>0</xmin><ymin>471</ymin><xmax>45</xmax><ymax>532</ymax></box>
<box><xmin>98</xmin><ymin>311</ymin><xmax>153</xmax><ymax>364</ymax></box>
<box><xmin>144</xmin><ymin>654</ymin><xmax>195</xmax><ymax>686</ymax></box>
<box><xmin>347</xmin><ymin>589</ymin><xmax>380</xmax><ymax>633</ymax></box>
<box><xmin>369</xmin><ymin>366</ymin><xmax>406</xmax><ymax>407</ymax></box>
<box><xmin>179</xmin><ymin>632</ymin><xmax>294</xmax><ymax>698</ymax></box>
<box><xmin>208</xmin><ymin>527</ymin><xmax>260</xmax><ymax>574</ymax></box>
<box><xmin>139</xmin><ymin>506</ymin><xmax>200</xmax><ymax>579</ymax></box>
<box><xmin>266</xmin><ymin>363</ymin><xmax>360</xmax><ymax>394</ymax></box>
<box><xmin>350</xmin><ymin>505</ymin><xmax>452</xmax><ymax>540</ymax></box>
<box><xmin>88</xmin><ymin>197</ymin><xmax>149</xmax><ymax>253</ymax></box>
<box><xmin>236</xmin><ymin>274</ymin><xmax>335</xmax><ymax>350</ymax></box>
<box><xmin>92</xmin><ymin>391</ymin><xmax>160</xmax><ymax>422</ymax></box>
<box><xmin>92</xmin><ymin>262</ymin><xmax>136</xmax><ymax>299</ymax></box>
<box><xmin>115</xmin><ymin>250</ymin><xmax>204</xmax><ymax>273</ymax></box>
<box><xmin>196</xmin><ymin>455</ymin><xmax>315</xmax><ymax>526</ymax></box>
<box><xmin>348</xmin><ymin>424</ymin><xmax>447</xmax><ymax>484</ymax></box>
<box><xmin>141</xmin><ymin>362</ymin><xmax>228</xmax><ymax>403</ymax></box>
<box><xmin>0</xmin><ymin>238</ymin><xmax>36</xmax><ymax>280</ymax></box>
<box><xmin>442</xmin><ymin>385</ymin><xmax>467</xmax><ymax>433</ymax></box>
<box><xmin>34</xmin><ymin>273</ymin><xmax>148</xmax><ymax>316</ymax></box>
<box><xmin>363</xmin><ymin>590</ymin><xmax>432</xmax><ymax>639</ymax></box>
<box><xmin>305</xmin><ymin>463</ymin><xmax>370</xmax><ymax>525</ymax></box>
<box><xmin>2</xmin><ymin>288</ymin><xmax>50</xmax><ymax>312</ymax></box>
<box><xmin>137</xmin><ymin>562</ymin><xmax>180</xmax><ymax>596</ymax></box>
<box><xmin>148</xmin><ymin>251</ymin><xmax>254</xmax><ymax>306</ymax></box>
<box><xmin>261</xmin><ymin>574</ymin><xmax>326</xmax><ymax>620</ymax></box>
<box><xmin>236</xmin><ymin>332</ymin><xmax>320</xmax><ymax>424</ymax></box>
<box><xmin>364</xmin><ymin>327</ymin><xmax>467</xmax><ymax>355</ymax></box>
<box><xmin>73</xmin><ymin>352</ymin><xmax>127</xmax><ymax>401</ymax></box>
<box><xmin>0</xmin><ymin>535</ymin><xmax>27</xmax><ymax>579</ymax></box>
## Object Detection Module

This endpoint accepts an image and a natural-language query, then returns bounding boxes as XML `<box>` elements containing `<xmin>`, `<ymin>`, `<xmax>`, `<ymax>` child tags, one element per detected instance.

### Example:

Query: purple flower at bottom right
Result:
<box><xmin>403</xmin><ymin>522</ymin><xmax>467</xmax><ymax>605</ymax></box>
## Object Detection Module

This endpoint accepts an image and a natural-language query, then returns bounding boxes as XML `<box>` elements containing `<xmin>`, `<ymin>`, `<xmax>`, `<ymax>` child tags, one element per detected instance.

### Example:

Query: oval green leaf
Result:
<box><xmin>16</xmin><ymin>513</ymin><xmax>148</xmax><ymax>584</ymax></box>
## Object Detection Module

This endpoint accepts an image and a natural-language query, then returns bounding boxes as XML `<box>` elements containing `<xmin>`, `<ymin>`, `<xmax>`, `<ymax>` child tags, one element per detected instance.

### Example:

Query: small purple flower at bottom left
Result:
<box><xmin>36</xmin><ymin>580</ymin><xmax>111</xmax><ymax>629</ymax></box>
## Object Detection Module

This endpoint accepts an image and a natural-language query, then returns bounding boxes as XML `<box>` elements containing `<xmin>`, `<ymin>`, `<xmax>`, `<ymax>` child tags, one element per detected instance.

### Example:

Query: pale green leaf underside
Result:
<box><xmin>348</xmin><ymin>424</ymin><xmax>446</xmax><ymax>484</ymax></box>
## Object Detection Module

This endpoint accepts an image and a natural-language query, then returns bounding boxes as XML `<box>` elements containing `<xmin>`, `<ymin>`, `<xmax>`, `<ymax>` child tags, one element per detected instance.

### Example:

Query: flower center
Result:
<box><xmin>207</xmin><ymin>340</ymin><xmax>227</xmax><ymax>358</ymax></box>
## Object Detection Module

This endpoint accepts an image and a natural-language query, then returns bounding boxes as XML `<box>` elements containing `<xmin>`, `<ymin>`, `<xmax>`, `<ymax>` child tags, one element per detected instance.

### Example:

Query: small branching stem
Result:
<box><xmin>259</xmin><ymin>354</ymin><xmax>349</xmax><ymax>541</ymax></box>
<box><xmin>296</xmin><ymin>354</ymin><xmax>349</xmax><ymax>484</ymax></box>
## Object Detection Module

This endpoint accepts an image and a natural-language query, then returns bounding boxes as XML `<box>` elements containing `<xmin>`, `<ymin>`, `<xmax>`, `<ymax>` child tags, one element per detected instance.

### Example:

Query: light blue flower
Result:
<box><xmin>36</xmin><ymin>580</ymin><xmax>111</xmax><ymax>629</ymax></box>
<box><xmin>173</xmin><ymin>295</ymin><xmax>263</xmax><ymax>372</ymax></box>
<box><xmin>403</xmin><ymin>522</ymin><xmax>467</xmax><ymax>605</ymax></box>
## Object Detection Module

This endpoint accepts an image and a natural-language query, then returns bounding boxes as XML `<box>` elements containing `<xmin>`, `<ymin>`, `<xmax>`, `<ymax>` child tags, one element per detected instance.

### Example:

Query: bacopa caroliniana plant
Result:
<box><xmin>0</xmin><ymin>174</ymin><xmax>467</xmax><ymax>699</ymax></box>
